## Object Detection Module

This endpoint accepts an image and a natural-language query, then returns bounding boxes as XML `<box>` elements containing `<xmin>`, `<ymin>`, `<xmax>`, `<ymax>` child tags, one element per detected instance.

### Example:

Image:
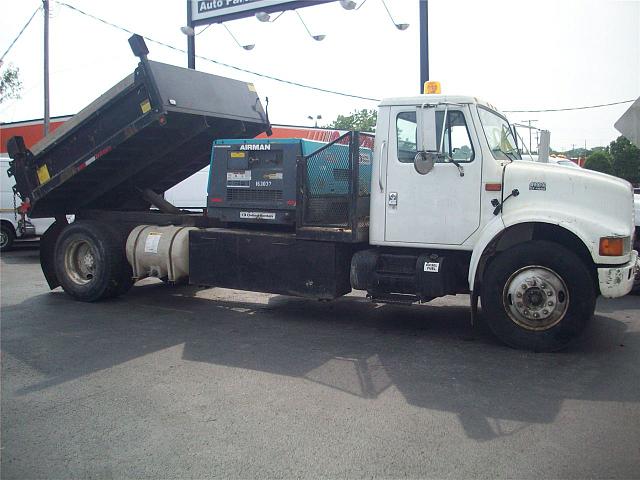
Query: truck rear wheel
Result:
<box><xmin>1</xmin><ymin>223</ymin><xmax>16</xmax><ymax>252</ymax></box>
<box><xmin>481</xmin><ymin>240</ymin><xmax>596</xmax><ymax>352</ymax></box>
<box><xmin>54</xmin><ymin>221</ymin><xmax>133</xmax><ymax>302</ymax></box>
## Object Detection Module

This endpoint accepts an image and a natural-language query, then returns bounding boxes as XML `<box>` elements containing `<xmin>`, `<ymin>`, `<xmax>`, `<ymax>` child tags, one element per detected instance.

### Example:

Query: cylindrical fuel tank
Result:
<box><xmin>126</xmin><ymin>225</ymin><xmax>197</xmax><ymax>283</ymax></box>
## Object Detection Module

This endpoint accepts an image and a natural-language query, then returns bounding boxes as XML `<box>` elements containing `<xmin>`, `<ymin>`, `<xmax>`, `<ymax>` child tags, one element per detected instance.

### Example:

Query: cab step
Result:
<box><xmin>368</xmin><ymin>293</ymin><xmax>420</xmax><ymax>305</ymax></box>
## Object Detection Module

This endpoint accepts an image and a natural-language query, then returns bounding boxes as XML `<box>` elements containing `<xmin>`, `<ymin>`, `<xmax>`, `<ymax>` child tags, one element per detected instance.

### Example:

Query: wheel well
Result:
<box><xmin>1</xmin><ymin>220</ymin><xmax>16</xmax><ymax>236</ymax></box>
<box><xmin>476</xmin><ymin>222</ymin><xmax>598</xmax><ymax>293</ymax></box>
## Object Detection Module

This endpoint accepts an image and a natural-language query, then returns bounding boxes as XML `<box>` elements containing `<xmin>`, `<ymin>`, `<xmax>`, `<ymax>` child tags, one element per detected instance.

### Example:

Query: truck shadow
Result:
<box><xmin>0</xmin><ymin>245</ymin><xmax>41</xmax><ymax>264</ymax></box>
<box><xmin>2</xmin><ymin>282</ymin><xmax>638</xmax><ymax>442</ymax></box>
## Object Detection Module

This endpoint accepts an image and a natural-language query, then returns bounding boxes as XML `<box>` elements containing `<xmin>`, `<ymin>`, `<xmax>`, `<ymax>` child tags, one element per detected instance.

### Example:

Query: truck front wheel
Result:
<box><xmin>54</xmin><ymin>221</ymin><xmax>133</xmax><ymax>302</ymax></box>
<box><xmin>481</xmin><ymin>240</ymin><xmax>596</xmax><ymax>352</ymax></box>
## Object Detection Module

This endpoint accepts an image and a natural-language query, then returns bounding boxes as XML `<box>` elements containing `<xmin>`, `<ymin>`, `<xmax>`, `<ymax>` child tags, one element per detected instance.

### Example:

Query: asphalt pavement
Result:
<box><xmin>2</xmin><ymin>245</ymin><xmax>640</xmax><ymax>479</ymax></box>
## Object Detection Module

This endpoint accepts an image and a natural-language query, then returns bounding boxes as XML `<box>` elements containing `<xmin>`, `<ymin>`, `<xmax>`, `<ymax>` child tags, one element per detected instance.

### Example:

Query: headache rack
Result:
<box><xmin>296</xmin><ymin>131</ymin><xmax>373</xmax><ymax>243</ymax></box>
<box><xmin>7</xmin><ymin>41</ymin><xmax>269</xmax><ymax>218</ymax></box>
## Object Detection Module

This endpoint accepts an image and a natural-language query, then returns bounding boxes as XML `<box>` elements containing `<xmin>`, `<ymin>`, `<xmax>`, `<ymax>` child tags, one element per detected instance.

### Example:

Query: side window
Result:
<box><xmin>436</xmin><ymin>110</ymin><xmax>475</xmax><ymax>163</ymax></box>
<box><xmin>396</xmin><ymin>110</ymin><xmax>474</xmax><ymax>163</ymax></box>
<box><xmin>396</xmin><ymin>111</ymin><xmax>417</xmax><ymax>163</ymax></box>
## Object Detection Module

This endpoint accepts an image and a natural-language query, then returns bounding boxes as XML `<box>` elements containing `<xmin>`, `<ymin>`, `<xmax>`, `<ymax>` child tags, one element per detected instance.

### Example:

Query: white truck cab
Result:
<box><xmin>364</xmin><ymin>94</ymin><xmax>637</xmax><ymax>348</ymax></box>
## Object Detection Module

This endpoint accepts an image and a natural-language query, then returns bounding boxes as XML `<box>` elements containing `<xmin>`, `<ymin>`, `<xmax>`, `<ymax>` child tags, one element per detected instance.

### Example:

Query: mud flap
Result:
<box><xmin>39</xmin><ymin>220</ymin><xmax>67</xmax><ymax>290</ymax></box>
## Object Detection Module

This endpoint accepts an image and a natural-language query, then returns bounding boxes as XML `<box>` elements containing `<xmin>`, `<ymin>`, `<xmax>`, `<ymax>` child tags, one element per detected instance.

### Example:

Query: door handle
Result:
<box><xmin>378</xmin><ymin>140</ymin><xmax>386</xmax><ymax>192</ymax></box>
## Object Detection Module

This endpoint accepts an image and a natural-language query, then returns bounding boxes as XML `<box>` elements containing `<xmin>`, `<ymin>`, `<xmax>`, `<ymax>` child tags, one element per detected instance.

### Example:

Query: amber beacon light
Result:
<box><xmin>423</xmin><ymin>81</ymin><xmax>441</xmax><ymax>94</ymax></box>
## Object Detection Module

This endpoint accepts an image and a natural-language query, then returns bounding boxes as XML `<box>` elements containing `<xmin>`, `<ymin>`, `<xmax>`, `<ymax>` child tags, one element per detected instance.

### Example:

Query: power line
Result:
<box><xmin>47</xmin><ymin>2</ymin><xmax>640</xmax><ymax>113</ymax></box>
<box><xmin>1</xmin><ymin>6</ymin><xmax>42</xmax><ymax>64</ymax></box>
<box><xmin>54</xmin><ymin>1</ymin><xmax>380</xmax><ymax>102</ymax></box>
<box><xmin>503</xmin><ymin>99</ymin><xmax>635</xmax><ymax>113</ymax></box>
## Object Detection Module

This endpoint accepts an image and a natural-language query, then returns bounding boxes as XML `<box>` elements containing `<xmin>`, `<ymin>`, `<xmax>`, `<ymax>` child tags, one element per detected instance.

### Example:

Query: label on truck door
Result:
<box><xmin>424</xmin><ymin>262</ymin><xmax>440</xmax><ymax>273</ymax></box>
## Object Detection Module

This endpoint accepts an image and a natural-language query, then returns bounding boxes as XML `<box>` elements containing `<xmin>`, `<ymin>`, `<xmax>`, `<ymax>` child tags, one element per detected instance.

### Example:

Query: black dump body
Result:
<box><xmin>7</xmin><ymin>59</ymin><xmax>269</xmax><ymax>218</ymax></box>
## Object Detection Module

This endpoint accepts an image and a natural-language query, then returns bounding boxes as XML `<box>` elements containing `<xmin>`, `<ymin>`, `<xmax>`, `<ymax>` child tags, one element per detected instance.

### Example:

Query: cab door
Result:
<box><xmin>384</xmin><ymin>105</ymin><xmax>482</xmax><ymax>246</ymax></box>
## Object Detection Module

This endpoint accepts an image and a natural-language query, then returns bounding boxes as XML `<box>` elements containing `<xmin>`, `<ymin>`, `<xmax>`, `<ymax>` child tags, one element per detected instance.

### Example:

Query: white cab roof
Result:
<box><xmin>379</xmin><ymin>95</ymin><xmax>504</xmax><ymax>116</ymax></box>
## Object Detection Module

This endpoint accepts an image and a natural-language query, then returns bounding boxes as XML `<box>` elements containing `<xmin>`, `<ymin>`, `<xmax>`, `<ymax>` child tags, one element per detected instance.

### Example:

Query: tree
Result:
<box><xmin>325</xmin><ymin>109</ymin><xmax>377</xmax><ymax>132</ymax></box>
<box><xmin>0</xmin><ymin>64</ymin><xmax>23</xmax><ymax>104</ymax></box>
<box><xmin>584</xmin><ymin>151</ymin><xmax>613</xmax><ymax>175</ymax></box>
<box><xmin>609</xmin><ymin>135</ymin><xmax>640</xmax><ymax>185</ymax></box>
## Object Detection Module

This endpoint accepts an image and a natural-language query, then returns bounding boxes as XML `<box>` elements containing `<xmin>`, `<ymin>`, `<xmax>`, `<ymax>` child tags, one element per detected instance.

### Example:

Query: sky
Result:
<box><xmin>0</xmin><ymin>0</ymin><xmax>638</xmax><ymax>151</ymax></box>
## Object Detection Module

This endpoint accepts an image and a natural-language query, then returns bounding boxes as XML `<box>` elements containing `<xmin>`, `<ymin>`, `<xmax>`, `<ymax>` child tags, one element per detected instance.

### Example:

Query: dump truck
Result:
<box><xmin>7</xmin><ymin>36</ymin><xmax>638</xmax><ymax>351</ymax></box>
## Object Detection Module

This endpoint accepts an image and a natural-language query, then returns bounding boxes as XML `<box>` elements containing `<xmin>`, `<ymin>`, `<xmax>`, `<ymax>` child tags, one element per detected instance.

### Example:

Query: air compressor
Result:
<box><xmin>207</xmin><ymin>138</ymin><xmax>326</xmax><ymax>225</ymax></box>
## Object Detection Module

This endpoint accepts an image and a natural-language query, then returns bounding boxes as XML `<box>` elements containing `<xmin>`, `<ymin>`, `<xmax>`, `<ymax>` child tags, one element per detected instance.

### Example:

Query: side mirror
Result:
<box><xmin>414</xmin><ymin>106</ymin><xmax>438</xmax><ymax>174</ymax></box>
<box><xmin>414</xmin><ymin>151</ymin><xmax>437</xmax><ymax>175</ymax></box>
<box><xmin>538</xmin><ymin>130</ymin><xmax>551</xmax><ymax>163</ymax></box>
<box><xmin>417</xmin><ymin>107</ymin><xmax>437</xmax><ymax>152</ymax></box>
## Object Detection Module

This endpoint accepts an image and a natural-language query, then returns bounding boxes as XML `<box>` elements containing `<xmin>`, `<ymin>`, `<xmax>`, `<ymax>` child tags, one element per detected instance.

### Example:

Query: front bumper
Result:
<box><xmin>598</xmin><ymin>250</ymin><xmax>638</xmax><ymax>298</ymax></box>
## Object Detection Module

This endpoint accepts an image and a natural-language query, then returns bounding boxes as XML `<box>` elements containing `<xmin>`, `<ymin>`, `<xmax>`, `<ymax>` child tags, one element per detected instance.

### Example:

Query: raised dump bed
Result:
<box><xmin>7</xmin><ymin>49</ymin><xmax>269</xmax><ymax>218</ymax></box>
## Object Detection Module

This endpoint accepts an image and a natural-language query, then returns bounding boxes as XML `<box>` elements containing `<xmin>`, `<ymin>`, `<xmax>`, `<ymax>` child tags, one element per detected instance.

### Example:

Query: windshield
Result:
<box><xmin>478</xmin><ymin>107</ymin><xmax>521</xmax><ymax>161</ymax></box>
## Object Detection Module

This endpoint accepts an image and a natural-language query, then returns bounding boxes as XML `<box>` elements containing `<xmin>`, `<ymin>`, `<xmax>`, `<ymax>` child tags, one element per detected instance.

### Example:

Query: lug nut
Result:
<box><xmin>522</xmin><ymin>284</ymin><xmax>528</xmax><ymax>290</ymax></box>
<box><xmin>542</xmin><ymin>309</ymin><xmax>549</xmax><ymax>315</ymax></box>
<box><xmin>516</xmin><ymin>292</ymin><xmax>523</xmax><ymax>298</ymax></box>
<box><xmin>524</xmin><ymin>310</ymin><xmax>530</xmax><ymax>316</ymax></box>
<box><xmin>548</xmin><ymin>301</ymin><xmax>554</xmax><ymax>307</ymax></box>
<box><xmin>533</xmin><ymin>313</ymin><xmax>539</xmax><ymax>318</ymax></box>
<box><xmin>547</xmin><ymin>291</ymin><xmax>553</xmax><ymax>296</ymax></box>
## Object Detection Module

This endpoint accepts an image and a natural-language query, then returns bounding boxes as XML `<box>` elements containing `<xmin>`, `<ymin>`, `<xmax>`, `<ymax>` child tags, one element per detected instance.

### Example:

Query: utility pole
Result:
<box><xmin>43</xmin><ymin>0</ymin><xmax>50</xmax><ymax>136</ymax></box>
<box><xmin>522</xmin><ymin>119</ymin><xmax>537</xmax><ymax>152</ymax></box>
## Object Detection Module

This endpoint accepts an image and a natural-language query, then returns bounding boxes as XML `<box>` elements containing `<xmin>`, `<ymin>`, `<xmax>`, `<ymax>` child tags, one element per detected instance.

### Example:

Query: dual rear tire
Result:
<box><xmin>54</xmin><ymin>221</ymin><xmax>133</xmax><ymax>302</ymax></box>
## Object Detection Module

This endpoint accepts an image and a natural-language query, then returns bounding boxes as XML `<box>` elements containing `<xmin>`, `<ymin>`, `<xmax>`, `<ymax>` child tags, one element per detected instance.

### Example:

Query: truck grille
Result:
<box><xmin>226</xmin><ymin>189</ymin><xmax>283</xmax><ymax>203</ymax></box>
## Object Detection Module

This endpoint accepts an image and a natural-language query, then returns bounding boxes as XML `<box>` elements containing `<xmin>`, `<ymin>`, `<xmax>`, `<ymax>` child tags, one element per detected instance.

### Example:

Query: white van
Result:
<box><xmin>0</xmin><ymin>155</ymin><xmax>58</xmax><ymax>251</ymax></box>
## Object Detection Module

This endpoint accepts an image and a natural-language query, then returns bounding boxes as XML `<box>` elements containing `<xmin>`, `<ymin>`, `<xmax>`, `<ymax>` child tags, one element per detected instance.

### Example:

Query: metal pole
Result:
<box><xmin>419</xmin><ymin>0</ymin><xmax>428</xmax><ymax>93</ymax></box>
<box><xmin>187</xmin><ymin>0</ymin><xmax>195</xmax><ymax>69</ymax></box>
<box><xmin>43</xmin><ymin>0</ymin><xmax>50</xmax><ymax>136</ymax></box>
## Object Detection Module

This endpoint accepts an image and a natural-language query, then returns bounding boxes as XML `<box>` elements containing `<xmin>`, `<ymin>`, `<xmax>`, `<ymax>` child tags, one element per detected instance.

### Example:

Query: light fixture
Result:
<box><xmin>255</xmin><ymin>11</ymin><xmax>285</xmax><ymax>23</ymax></box>
<box><xmin>339</xmin><ymin>0</ymin><xmax>357</xmax><ymax>9</ymax></box>
<box><xmin>180</xmin><ymin>25</ymin><xmax>195</xmax><ymax>36</ymax></box>
<box><xmin>222</xmin><ymin>24</ymin><xmax>255</xmax><ymax>50</ymax></box>
<box><xmin>380</xmin><ymin>0</ymin><xmax>409</xmax><ymax>30</ymax></box>
<box><xmin>295</xmin><ymin>10</ymin><xmax>326</xmax><ymax>41</ymax></box>
<box><xmin>255</xmin><ymin>11</ymin><xmax>271</xmax><ymax>22</ymax></box>
<box><xmin>180</xmin><ymin>24</ymin><xmax>213</xmax><ymax>36</ymax></box>
<box><xmin>307</xmin><ymin>114</ymin><xmax>322</xmax><ymax>127</ymax></box>
<box><xmin>181</xmin><ymin>23</ymin><xmax>254</xmax><ymax>50</ymax></box>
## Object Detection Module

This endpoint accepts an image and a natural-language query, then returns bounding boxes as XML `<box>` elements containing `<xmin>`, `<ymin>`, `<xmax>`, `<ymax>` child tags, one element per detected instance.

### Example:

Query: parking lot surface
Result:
<box><xmin>2</xmin><ymin>245</ymin><xmax>640</xmax><ymax>479</ymax></box>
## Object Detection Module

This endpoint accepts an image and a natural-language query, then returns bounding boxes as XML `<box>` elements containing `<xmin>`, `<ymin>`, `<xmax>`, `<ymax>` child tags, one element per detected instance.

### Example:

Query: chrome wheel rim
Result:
<box><xmin>64</xmin><ymin>240</ymin><xmax>96</xmax><ymax>285</ymax></box>
<box><xmin>0</xmin><ymin>231</ymin><xmax>8</xmax><ymax>249</ymax></box>
<box><xmin>503</xmin><ymin>265</ymin><xmax>569</xmax><ymax>331</ymax></box>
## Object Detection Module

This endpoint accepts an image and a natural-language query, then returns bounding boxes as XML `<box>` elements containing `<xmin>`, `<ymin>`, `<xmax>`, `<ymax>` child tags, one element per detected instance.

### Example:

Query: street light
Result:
<box><xmin>308</xmin><ymin>114</ymin><xmax>322</xmax><ymax>127</ymax></box>
<box><xmin>380</xmin><ymin>0</ymin><xmax>409</xmax><ymax>30</ymax></box>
